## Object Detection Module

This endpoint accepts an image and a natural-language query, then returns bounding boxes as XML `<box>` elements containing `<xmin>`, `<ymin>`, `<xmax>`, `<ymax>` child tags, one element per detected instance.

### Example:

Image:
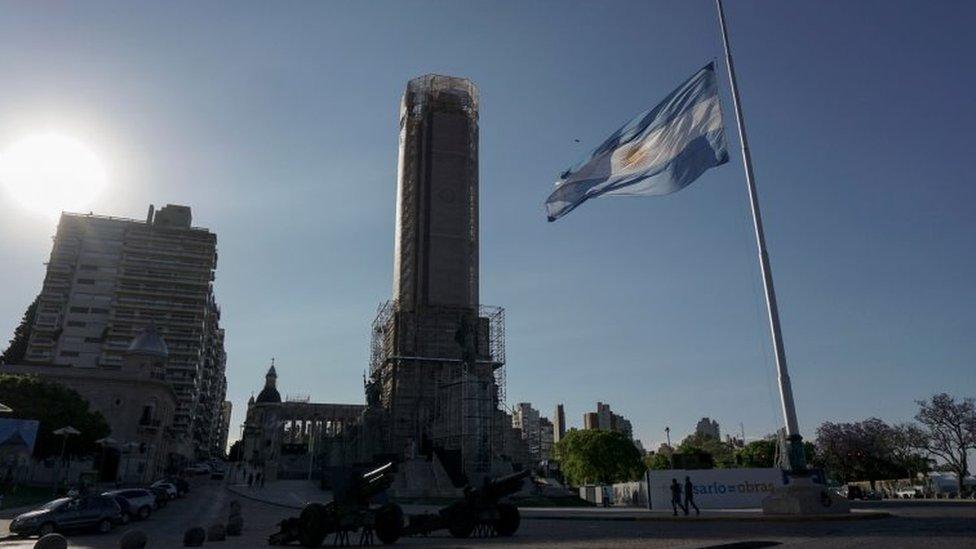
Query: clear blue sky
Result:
<box><xmin>1</xmin><ymin>1</ymin><xmax>973</xmax><ymax>451</ymax></box>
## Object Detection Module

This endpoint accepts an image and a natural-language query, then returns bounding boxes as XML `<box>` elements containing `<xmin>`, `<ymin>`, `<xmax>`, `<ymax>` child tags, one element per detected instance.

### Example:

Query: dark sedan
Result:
<box><xmin>9</xmin><ymin>495</ymin><xmax>122</xmax><ymax>537</ymax></box>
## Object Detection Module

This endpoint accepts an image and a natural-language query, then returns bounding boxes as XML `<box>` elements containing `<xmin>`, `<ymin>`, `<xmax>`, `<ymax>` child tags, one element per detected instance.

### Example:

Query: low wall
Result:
<box><xmin>647</xmin><ymin>468</ymin><xmax>786</xmax><ymax>509</ymax></box>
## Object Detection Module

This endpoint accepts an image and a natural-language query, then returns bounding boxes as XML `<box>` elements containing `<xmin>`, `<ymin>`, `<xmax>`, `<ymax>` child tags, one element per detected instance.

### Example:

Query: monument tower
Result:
<box><xmin>369</xmin><ymin>75</ymin><xmax>506</xmax><ymax>484</ymax></box>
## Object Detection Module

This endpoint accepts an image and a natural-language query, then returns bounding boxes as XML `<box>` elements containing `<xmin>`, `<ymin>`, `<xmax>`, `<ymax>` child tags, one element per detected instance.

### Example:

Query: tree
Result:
<box><xmin>1</xmin><ymin>298</ymin><xmax>38</xmax><ymax>365</ymax></box>
<box><xmin>677</xmin><ymin>433</ymin><xmax>735</xmax><ymax>468</ymax></box>
<box><xmin>643</xmin><ymin>452</ymin><xmax>671</xmax><ymax>470</ymax></box>
<box><xmin>911</xmin><ymin>393</ymin><xmax>976</xmax><ymax>496</ymax></box>
<box><xmin>814</xmin><ymin>418</ymin><xmax>917</xmax><ymax>488</ymax></box>
<box><xmin>553</xmin><ymin>429</ymin><xmax>645</xmax><ymax>485</ymax></box>
<box><xmin>0</xmin><ymin>374</ymin><xmax>110</xmax><ymax>459</ymax></box>
<box><xmin>736</xmin><ymin>439</ymin><xmax>777</xmax><ymax>468</ymax></box>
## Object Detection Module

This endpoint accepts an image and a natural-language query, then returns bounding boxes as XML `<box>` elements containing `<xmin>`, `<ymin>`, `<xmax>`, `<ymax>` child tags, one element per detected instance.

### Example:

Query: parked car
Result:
<box><xmin>150</xmin><ymin>480</ymin><xmax>179</xmax><ymax>499</ymax></box>
<box><xmin>163</xmin><ymin>476</ymin><xmax>189</xmax><ymax>496</ymax></box>
<box><xmin>103</xmin><ymin>488</ymin><xmax>156</xmax><ymax>520</ymax></box>
<box><xmin>9</xmin><ymin>495</ymin><xmax>121</xmax><ymax>537</ymax></box>
<box><xmin>184</xmin><ymin>463</ymin><xmax>210</xmax><ymax>475</ymax></box>
<box><xmin>108</xmin><ymin>495</ymin><xmax>132</xmax><ymax>525</ymax></box>
<box><xmin>148</xmin><ymin>486</ymin><xmax>169</xmax><ymax>508</ymax></box>
<box><xmin>210</xmin><ymin>464</ymin><xmax>227</xmax><ymax>480</ymax></box>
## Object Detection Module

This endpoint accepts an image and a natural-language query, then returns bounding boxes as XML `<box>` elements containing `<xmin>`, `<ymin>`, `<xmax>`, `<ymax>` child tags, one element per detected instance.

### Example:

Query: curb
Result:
<box><xmin>523</xmin><ymin>511</ymin><xmax>892</xmax><ymax>523</ymax></box>
<box><xmin>222</xmin><ymin>486</ymin><xmax>892</xmax><ymax>524</ymax></box>
<box><xmin>225</xmin><ymin>485</ymin><xmax>303</xmax><ymax>510</ymax></box>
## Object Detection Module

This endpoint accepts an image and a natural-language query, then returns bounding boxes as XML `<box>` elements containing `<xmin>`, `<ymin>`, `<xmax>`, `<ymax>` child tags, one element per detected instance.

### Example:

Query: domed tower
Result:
<box><xmin>124</xmin><ymin>321</ymin><xmax>169</xmax><ymax>380</ymax></box>
<box><xmin>255</xmin><ymin>360</ymin><xmax>281</xmax><ymax>404</ymax></box>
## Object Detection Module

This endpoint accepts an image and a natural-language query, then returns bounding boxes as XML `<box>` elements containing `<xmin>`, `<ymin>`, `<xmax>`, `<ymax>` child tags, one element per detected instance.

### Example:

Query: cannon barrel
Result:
<box><xmin>477</xmin><ymin>469</ymin><xmax>530</xmax><ymax>501</ymax></box>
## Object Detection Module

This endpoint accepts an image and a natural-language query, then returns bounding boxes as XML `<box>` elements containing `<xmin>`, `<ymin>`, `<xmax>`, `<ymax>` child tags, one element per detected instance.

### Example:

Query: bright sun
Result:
<box><xmin>0</xmin><ymin>133</ymin><xmax>108</xmax><ymax>218</ymax></box>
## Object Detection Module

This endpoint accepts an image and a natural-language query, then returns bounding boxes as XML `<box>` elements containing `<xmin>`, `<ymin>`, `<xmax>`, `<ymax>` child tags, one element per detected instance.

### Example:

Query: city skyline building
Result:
<box><xmin>553</xmin><ymin>403</ymin><xmax>566</xmax><ymax>444</ymax></box>
<box><xmin>696</xmin><ymin>417</ymin><xmax>721</xmax><ymax>439</ymax></box>
<box><xmin>12</xmin><ymin>205</ymin><xmax>227</xmax><ymax>459</ymax></box>
<box><xmin>513</xmin><ymin>402</ymin><xmax>542</xmax><ymax>461</ymax></box>
<box><xmin>583</xmin><ymin>412</ymin><xmax>599</xmax><ymax>431</ymax></box>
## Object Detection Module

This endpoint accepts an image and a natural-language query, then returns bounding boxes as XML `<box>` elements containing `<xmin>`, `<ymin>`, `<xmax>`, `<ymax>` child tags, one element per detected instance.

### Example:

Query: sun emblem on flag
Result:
<box><xmin>622</xmin><ymin>143</ymin><xmax>647</xmax><ymax>170</ymax></box>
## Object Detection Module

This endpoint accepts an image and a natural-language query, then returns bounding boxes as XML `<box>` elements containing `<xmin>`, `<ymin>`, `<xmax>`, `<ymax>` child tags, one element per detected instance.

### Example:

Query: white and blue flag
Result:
<box><xmin>545</xmin><ymin>62</ymin><xmax>729</xmax><ymax>222</ymax></box>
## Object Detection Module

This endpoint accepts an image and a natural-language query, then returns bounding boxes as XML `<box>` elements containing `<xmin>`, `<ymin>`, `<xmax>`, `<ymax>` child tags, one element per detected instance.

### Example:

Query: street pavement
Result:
<box><xmin>1</xmin><ymin>479</ymin><xmax>974</xmax><ymax>548</ymax></box>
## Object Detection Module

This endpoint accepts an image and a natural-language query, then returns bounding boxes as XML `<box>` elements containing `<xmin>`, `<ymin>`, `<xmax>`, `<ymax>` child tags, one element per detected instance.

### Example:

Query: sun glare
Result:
<box><xmin>0</xmin><ymin>133</ymin><xmax>108</xmax><ymax>218</ymax></box>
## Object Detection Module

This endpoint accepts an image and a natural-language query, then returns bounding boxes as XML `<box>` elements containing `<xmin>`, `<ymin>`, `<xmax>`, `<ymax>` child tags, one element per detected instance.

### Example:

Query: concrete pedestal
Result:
<box><xmin>762</xmin><ymin>477</ymin><xmax>851</xmax><ymax>515</ymax></box>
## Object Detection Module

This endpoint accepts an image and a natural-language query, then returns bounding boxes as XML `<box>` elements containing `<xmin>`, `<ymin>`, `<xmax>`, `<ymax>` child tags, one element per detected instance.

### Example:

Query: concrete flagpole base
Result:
<box><xmin>761</xmin><ymin>477</ymin><xmax>851</xmax><ymax>515</ymax></box>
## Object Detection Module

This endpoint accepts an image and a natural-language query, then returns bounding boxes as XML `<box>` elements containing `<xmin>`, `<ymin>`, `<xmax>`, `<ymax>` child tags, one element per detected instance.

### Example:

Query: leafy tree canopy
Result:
<box><xmin>643</xmin><ymin>452</ymin><xmax>671</xmax><ymax>471</ymax></box>
<box><xmin>814</xmin><ymin>417</ymin><xmax>924</xmax><ymax>487</ymax></box>
<box><xmin>736</xmin><ymin>439</ymin><xmax>777</xmax><ymax>468</ymax></box>
<box><xmin>0</xmin><ymin>374</ymin><xmax>110</xmax><ymax>459</ymax></box>
<box><xmin>677</xmin><ymin>433</ymin><xmax>735</xmax><ymax>468</ymax></box>
<box><xmin>553</xmin><ymin>429</ymin><xmax>645</xmax><ymax>485</ymax></box>
<box><xmin>910</xmin><ymin>393</ymin><xmax>975</xmax><ymax>495</ymax></box>
<box><xmin>1</xmin><ymin>298</ymin><xmax>37</xmax><ymax>365</ymax></box>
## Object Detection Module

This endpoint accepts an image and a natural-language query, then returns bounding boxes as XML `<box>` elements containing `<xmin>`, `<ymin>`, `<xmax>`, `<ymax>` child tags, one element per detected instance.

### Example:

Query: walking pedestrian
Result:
<box><xmin>683</xmin><ymin>476</ymin><xmax>700</xmax><ymax>516</ymax></box>
<box><xmin>256</xmin><ymin>471</ymin><xmax>263</xmax><ymax>487</ymax></box>
<box><xmin>260</xmin><ymin>472</ymin><xmax>265</xmax><ymax>488</ymax></box>
<box><xmin>247</xmin><ymin>472</ymin><xmax>254</xmax><ymax>487</ymax></box>
<box><xmin>670</xmin><ymin>478</ymin><xmax>685</xmax><ymax>516</ymax></box>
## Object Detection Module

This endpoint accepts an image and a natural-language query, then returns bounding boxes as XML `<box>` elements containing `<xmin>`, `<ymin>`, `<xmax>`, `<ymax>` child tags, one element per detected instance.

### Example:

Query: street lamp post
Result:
<box><xmin>665</xmin><ymin>427</ymin><xmax>673</xmax><ymax>469</ymax></box>
<box><xmin>52</xmin><ymin>426</ymin><xmax>80</xmax><ymax>496</ymax></box>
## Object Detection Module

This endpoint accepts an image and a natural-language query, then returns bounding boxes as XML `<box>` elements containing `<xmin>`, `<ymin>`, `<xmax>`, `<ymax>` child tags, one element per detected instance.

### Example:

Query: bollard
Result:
<box><xmin>33</xmin><ymin>533</ymin><xmax>68</xmax><ymax>549</ymax></box>
<box><xmin>183</xmin><ymin>526</ymin><xmax>207</xmax><ymax>547</ymax></box>
<box><xmin>119</xmin><ymin>529</ymin><xmax>148</xmax><ymax>549</ymax></box>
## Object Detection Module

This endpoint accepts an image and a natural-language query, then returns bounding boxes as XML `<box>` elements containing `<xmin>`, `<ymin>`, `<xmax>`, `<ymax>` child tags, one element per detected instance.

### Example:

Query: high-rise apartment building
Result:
<box><xmin>553</xmin><ymin>404</ymin><xmax>566</xmax><ymax>444</ymax></box>
<box><xmin>539</xmin><ymin>417</ymin><xmax>554</xmax><ymax>461</ymax></box>
<box><xmin>583</xmin><ymin>412</ymin><xmax>599</xmax><ymax>430</ymax></box>
<box><xmin>20</xmin><ymin>205</ymin><xmax>226</xmax><ymax>459</ymax></box>
<box><xmin>216</xmin><ymin>400</ymin><xmax>233</xmax><ymax>457</ymax></box>
<box><xmin>584</xmin><ymin>402</ymin><xmax>634</xmax><ymax>441</ymax></box>
<box><xmin>513</xmin><ymin>402</ymin><xmax>542</xmax><ymax>461</ymax></box>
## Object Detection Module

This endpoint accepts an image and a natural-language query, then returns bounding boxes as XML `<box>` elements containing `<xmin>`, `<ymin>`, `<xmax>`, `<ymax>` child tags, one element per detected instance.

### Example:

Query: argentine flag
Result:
<box><xmin>546</xmin><ymin>63</ymin><xmax>729</xmax><ymax>222</ymax></box>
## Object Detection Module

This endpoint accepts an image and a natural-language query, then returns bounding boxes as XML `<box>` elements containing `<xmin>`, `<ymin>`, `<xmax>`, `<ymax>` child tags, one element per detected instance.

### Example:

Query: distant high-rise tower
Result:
<box><xmin>370</xmin><ymin>75</ymin><xmax>505</xmax><ymax>484</ymax></box>
<box><xmin>553</xmin><ymin>404</ymin><xmax>566</xmax><ymax>443</ymax></box>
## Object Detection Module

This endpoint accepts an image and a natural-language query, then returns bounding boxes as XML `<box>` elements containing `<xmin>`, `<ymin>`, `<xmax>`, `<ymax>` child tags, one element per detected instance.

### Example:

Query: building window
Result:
<box><xmin>79</xmin><ymin>264</ymin><xmax>99</xmax><ymax>271</ymax></box>
<box><xmin>67</xmin><ymin>321</ymin><xmax>86</xmax><ymax>327</ymax></box>
<box><xmin>90</xmin><ymin>308</ymin><xmax>109</xmax><ymax>314</ymax></box>
<box><xmin>77</xmin><ymin>278</ymin><xmax>96</xmax><ymax>285</ymax></box>
<box><xmin>70</xmin><ymin>306</ymin><xmax>90</xmax><ymax>313</ymax></box>
<box><xmin>59</xmin><ymin>350</ymin><xmax>80</xmax><ymax>357</ymax></box>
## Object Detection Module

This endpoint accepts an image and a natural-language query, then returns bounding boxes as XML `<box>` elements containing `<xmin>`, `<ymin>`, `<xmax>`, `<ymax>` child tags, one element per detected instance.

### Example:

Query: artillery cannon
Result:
<box><xmin>403</xmin><ymin>469</ymin><xmax>530</xmax><ymax>539</ymax></box>
<box><xmin>269</xmin><ymin>462</ymin><xmax>403</xmax><ymax>547</ymax></box>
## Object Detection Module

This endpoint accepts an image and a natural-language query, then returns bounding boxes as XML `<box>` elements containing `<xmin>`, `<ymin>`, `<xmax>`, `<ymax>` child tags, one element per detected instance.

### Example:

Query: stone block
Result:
<box><xmin>119</xmin><ymin>529</ymin><xmax>148</xmax><ymax>549</ymax></box>
<box><xmin>183</xmin><ymin>526</ymin><xmax>206</xmax><ymax>546</ymax></box>
<box><xmin>762</xmin><ymin>477</ymin><xmax>852</xmax><ymax>515</ymax></box>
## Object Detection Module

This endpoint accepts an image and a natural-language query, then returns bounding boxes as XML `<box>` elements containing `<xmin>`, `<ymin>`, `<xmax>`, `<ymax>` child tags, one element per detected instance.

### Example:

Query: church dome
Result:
<box><xmin>255</xmin><ymin>385</ymin><xmax>281</xmax><ymax>404</ymax></box>
<box><xmin>126</xmin><ymin>322</ymin><xmax>169</xmax><ymax>358</ymax></box>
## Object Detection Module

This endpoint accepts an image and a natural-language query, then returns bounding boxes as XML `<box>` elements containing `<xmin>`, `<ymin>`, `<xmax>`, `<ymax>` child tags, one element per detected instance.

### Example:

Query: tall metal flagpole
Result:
<box><xmin>716</xmin><ymin>0</ymin><xmax>806</xmax><ymax>473</ymax></box>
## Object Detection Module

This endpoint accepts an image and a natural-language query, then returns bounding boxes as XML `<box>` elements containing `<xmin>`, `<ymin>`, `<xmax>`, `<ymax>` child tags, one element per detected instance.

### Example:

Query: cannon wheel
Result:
<box><xmin>494</xmin><ymin>503</ymin><xmax>520</xmax><ymax>536</ymax></box>
<box><xmin>375</xmin><ymin>503</ymin><xmax>403</xmax><ymax>545</ymax></box>
<box><xmin>298</xmin><ymin>503</ymin><xmax>328</xmax><ymax>548</ymax></box>
<box><xmin>447</xmin><ymin>509</ymin><xmax>476</xmax><ymax>539</ymax></box>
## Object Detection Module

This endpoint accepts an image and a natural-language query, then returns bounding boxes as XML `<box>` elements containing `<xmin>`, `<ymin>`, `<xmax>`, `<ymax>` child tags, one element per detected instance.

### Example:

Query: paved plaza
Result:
<box><xmin>1</xmin><ymin>478</ymin><xmax>974</xmax><ymax>548</ymax></box>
